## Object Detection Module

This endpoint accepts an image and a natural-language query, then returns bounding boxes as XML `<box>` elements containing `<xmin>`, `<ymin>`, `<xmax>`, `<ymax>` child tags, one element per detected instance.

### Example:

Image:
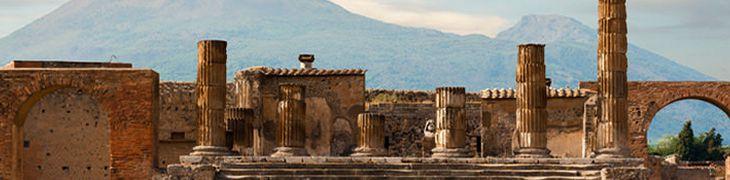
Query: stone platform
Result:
<box><xmin>209</xmin><ymin>157</ymin><xmax>647</xmax><ymax>180</ymax></box>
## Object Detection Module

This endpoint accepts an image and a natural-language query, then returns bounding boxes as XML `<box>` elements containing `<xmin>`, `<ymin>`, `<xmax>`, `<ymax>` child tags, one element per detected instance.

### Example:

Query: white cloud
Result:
<box><xmin>329</xmin><ymin>0</ymin><xmax>509</xmax><ymax>37</ymax></box>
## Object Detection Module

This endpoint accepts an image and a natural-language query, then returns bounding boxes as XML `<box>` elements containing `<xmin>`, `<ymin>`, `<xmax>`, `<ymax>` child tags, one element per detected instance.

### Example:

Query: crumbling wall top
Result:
<box><xmin>3</xmin><ymin>60</ymin><xmax>132</xmax><ymax>69</ymax></box>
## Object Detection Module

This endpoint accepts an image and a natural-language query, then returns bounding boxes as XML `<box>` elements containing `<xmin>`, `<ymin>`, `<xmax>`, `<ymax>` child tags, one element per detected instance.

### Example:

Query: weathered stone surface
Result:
<box><xmin>226</xmin><ymin>107</ymin><xmax>253</xmax><ymax>155</ymax></box>
<box><xmin>157</xmin><ymin>82</ymin><xmax>237</xmax><ymax>166</ymax></box>
<box><xmin>271</xmin><ymin>84</ymin><xmax>308</xmax><ymax>157</ymax></box>
<box><xmin>514</xmin><ymin>44</ymin><xmax>550</xmax><ymax>158</ymax></box>
<box><xmin>0</xmin><ymin>68</ymin><xmax>159</xmax><ymax>179</ymax></box>
<box><xmin>600</xmin><ymin>167</ymin><xmax>649</xmax><ymax>180</ymax></box>
<box><xmin>481</xmin><ymin>94</ymin><xmax>588</xmax><ymax>157</ymax></box>
<box><xmin>190</xmin><ymin>40</ymin><xmax>230</xmax><ymax>156</ymax></box>
<box><xmin>235</xmin><ymin>66</ymin><xmax>365</xmax><ymax>156</ymax></box>
<box><xmin>352</xmin><ymin>113</ymin><xmax>386</xmax><ymax>157</ymax></box>
<box><xmin>595</xmin><ymin>0</ymin><xmax>630</xmax><ymax>159</ymax></box>
<box><xmin>432</xmin><ymin>87</ymin><xmax>470</xmax><ymax>158</ymax></box>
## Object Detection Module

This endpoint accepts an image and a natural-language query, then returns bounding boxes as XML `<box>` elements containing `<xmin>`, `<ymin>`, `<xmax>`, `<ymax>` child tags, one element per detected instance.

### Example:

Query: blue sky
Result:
<box><xmin>1</xmin><ymin>0</ymin><xmax>728</xmax><ymax>80</ymax></box>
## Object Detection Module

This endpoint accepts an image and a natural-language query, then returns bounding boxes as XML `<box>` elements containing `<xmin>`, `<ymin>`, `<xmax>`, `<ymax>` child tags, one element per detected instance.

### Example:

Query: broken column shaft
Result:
<box><xmin>595</xmin><ymin>0</ymin><xmax>630</xmax><ymax>158</ymax></box>
<box><xmin>226</xmin><ymin>107</ymin><xmax>254</xmax><ymax>155</ymax></box>
<box><xmin>514</xmin><ymin>44</ymin><xmax>550</xmax><ymax>158</ymax></box>
<box><xmin>271</xmin><ymin>84</ymin><xmax>308</xmax><ymax>157</ymax></box>
<box><xmin>191</xmin><ymin>40</ymin><xmax>230</xmax><ymax>156</ymax></box>
<box><xmin>432</xmin><ymin>87</ymin><xmax>470</xmax><ymax>157</ymax></box>
<box><xmin>351</xmin><ymin>113</ymin><xmax>387</xmax><ymax>157</ymax></box>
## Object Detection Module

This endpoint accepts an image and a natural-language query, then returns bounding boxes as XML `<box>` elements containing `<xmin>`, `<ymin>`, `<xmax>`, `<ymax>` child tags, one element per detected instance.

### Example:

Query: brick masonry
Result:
<box><xmin>0</xmin><ymin>68</ymin><xmax>159</xmax><ymax>179</ymax></box>
<box><xmin>581</xmin><ymin>81</ymin><xmax>730</xmax><ymax>157</ymax></box>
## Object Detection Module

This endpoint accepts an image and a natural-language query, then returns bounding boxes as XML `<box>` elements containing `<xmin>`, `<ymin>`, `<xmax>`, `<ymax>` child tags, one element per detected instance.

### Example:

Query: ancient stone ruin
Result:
<box><xmin>0</xmin><ymin>0</ymin><xmax>728</xmax><ymax>179</ymax></box>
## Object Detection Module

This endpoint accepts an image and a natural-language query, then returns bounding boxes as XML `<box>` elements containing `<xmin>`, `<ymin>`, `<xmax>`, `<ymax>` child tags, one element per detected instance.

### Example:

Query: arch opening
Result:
<box><xmin>646</xmin><ymin>99</ymin><xmax>730</xmax><ymax>157</ymax></box>
<box><xmin>13</xmin><ymin>87</ymin><xmax>111</xmax><ymax>179</ymax></box>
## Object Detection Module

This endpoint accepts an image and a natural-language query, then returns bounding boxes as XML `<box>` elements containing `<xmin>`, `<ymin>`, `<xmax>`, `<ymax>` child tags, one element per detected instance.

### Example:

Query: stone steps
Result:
<box><xmin>219</xmin><ymin>168</ymin><xmax>600</xmax><ymax>176</ymax></box>
<box><xmin>221</xmin><ymin>163</ymin><xmax>611</xmax><ymax>171</ymax></box>
<box><xmin>216</xmin><ymin>157</ymin><xmax>643</xmax><ymax>179</ymax></box>
<box><xmin>220</xmin><ymin>175</ymin><xmax>601</xmax><ymax>180</ymax></box>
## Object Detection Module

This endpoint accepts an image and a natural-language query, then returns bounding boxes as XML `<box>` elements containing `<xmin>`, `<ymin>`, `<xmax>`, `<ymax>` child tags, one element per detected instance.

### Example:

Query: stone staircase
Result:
<box><xmin>217</xmin><ymin>157</ymin><xmax>644</xmax><ymax>179</ymax></box>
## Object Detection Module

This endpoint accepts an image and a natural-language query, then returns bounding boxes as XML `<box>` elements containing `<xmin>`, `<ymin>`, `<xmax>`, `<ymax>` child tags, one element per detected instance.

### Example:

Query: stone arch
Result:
<box><xmin>580</xmin><ymin>81</ymin><xmax>730</xmax><ymax>158</ymax></box>
<box><xmin>0</xmin><ymin>69</ymin><xmax>159</xmax><ymax>179</ymax></box>
<box><xmin>633</xmin><ymin>91</ymin><xmax>730</xmax><ymax>158</ymax></box>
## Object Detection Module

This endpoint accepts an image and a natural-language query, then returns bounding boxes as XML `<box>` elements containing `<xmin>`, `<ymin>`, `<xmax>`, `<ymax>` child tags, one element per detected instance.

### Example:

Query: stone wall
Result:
<box><xmin>235</xmin><ymin>68</ymin><xmax>366</xmax><ymax>156</ymax></box>
<box><xmin>21</xmin><ymin>88</ymin><xmax>111</xmax><ymax>179</ymax></box>
<box><xmin>157</xmin><ymin>82</ymin><xmax>235</xmax><ymax>166</ymax></box>
<box><xmin>0</xmin><ymin>68</ymin><xmax>159</xmax><ymax>179</ymax></box>
<box><xmin>367</xmin><ymin>102</ymin><xmax>483</xmax><ymax>157</ymax></box>
<box><xmin>364</xmin><ymin>89</ymin><xmax>588</xmax><ymax>157</ymax></box>
<box><xmin>483</xmin><ymin>97</ymin><xmax>587</xmax><ymax>157</ymax></box>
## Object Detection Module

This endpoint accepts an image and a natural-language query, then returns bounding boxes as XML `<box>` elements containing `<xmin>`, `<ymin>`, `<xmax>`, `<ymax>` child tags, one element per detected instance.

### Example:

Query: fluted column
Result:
<box><xmin>514</xmin><ymin>44</ymin><xmax>550</xmax><ymax>158</ymax></box>
<box><xmin>595</xmin><ymin>0</ymin><xmax>630</xmax><ymax>159</ymax></box>
<box><xmin>271</xmin><ymin>84</ymin><xmax>308</xmax><ymax>157</ymax></box>
<box><xmin>226</xmin><ymin>107</ymin><xmax>254</xmax><ymax>155</ymax></box>
<box><xmin>431</xmin><ymin>87</ymin><xmax>470</xmax><ymax>157</ymax></box>
<box><xmin>191</xmin><ymin>40</ymin><xmax>230</xmax><ymax>156</ymax></box>
<box><xmin>352</xmin><ymin>113</ymin><xmax>387</xmax><ymax>157</ymax></box>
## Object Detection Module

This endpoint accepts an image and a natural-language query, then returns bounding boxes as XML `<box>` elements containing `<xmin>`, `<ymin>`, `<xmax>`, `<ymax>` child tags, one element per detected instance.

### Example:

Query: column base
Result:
<box><xmin>351</xmin><ymin>147</ymin><xmax>387</xmax><ymax>157</ymax></box>
<box><xmin>514</xmin><ymin>148</ymin><xmax>551</xmax><ymax>158</ymax></box>
<box><xmin>594</xmin><ymin>148</ymin><xmax>629</xmax><ymax>159</ymax></box>
<box><xmin>189</xmin><ymin>146</ymin><xmax>231</xmax><ymax>156</ymax></box>
<box><xmin>431</xmin><ymin>147</ymin><xmax>471</xmax><ymax>158</ymax></box>
<box><xmin>271</xmin><ymin>147</ymin><xmax>308</xmax><ymax>157</ymax></box>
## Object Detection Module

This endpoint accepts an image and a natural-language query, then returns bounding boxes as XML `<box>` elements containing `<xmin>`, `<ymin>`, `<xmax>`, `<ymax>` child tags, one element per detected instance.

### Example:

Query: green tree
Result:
<box><xmin>700</xmin><ymin>128</ymin><xmax>724</xmax><ymax>161</ymax></box>
<box><xmin>648</xmin><ymin>135</ymin><xmax>679</xmax><ymax>156</ymax></box>
<box><xmin>676</xmin><ymin>121</ymin><xmax>696</xmax><ymax>161</ymax></box>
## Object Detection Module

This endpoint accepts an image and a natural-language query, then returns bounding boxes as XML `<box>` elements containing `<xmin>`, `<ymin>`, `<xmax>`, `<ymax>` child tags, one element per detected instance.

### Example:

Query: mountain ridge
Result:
<box><xmin>0</xmin><ymin>0</ymin><xmax>725</xmax><ymax>145</ymax></box>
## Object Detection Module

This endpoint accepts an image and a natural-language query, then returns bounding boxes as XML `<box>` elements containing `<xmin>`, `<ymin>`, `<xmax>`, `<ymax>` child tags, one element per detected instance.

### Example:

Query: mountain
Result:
<box><xmin>0</xmin><ymin>0</ymin><xmax>725</xmax><ymax>143</ymax></box>
<box><xmin>0</xmin><ymin>0</ymin><xmax>713</xmax><ymax>90</ymax></box>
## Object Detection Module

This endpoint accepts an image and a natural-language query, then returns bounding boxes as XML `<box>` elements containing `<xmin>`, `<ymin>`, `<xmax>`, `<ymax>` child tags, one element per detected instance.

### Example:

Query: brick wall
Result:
<box><xmin>0</xmin><ymin>68</ymin><xmax>158</xmax><ymax>179</ymax></box>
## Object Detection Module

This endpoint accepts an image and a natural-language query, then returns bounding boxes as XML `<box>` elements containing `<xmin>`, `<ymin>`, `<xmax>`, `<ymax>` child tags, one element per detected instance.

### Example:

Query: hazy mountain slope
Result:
<box><xmin>0</xmin><ymin>0</ymin><xmax>725</xmax><ymax>143</ymax></box>
<box><xmin>0</xmin><ymin>0</ymin><xmax>713</xmax><ymax>90</ymax></box>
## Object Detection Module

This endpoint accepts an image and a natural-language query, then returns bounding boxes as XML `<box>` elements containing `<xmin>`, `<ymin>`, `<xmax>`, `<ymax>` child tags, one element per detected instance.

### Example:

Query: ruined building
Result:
<box><xmin>1</xmin><ymin>0</ymin><xmax>729</xmax><ymax>179</ymax></box>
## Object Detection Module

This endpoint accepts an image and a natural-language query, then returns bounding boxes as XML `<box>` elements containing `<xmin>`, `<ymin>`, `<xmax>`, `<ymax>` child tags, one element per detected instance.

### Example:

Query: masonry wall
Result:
<box><xmin>157</xmin><ymin>82</ymin><xmax>235</xmax><ymax>166</ymax></box>
<box><xmin>364</xmin><ymin>90</ymin><xmax>587</xmax><ymax>157</ymax></box>
<box><xmin>482</xmin><ymin>97</ymin><xmax>587</xmax><ymax>157</ymax></box>
<box><xmin>0</xmin><ymin>68</ymin><xmax>159</xmax><ymax>179</ymax></box>
<box><xmin>367</xmin><ymin>102</ymin><xmax>484</xmax><ymax>157</ymax></box>
<box><xmin>22</xmin><ymin>88</ymin><xmax>111</xmax><ymax>179</ymax></box>
<box><xmin>236</xmin><ymin>69</ymin><xmax>365</xmax><ymax>156</ymax></box>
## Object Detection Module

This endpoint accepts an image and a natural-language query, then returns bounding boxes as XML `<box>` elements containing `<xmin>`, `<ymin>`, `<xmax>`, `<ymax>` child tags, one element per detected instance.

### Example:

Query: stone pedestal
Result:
<box><xmin>726</xmin><ymin>158</ymin><xmax>729</xmax><ymax>180</ymax></box>
<box><xmin>514</xmin><ymin>44</ymin><xmax>550</xmax><ymax>158</ymax></box>
<box><xmin>351</xmin><ymin>113</ymin><xmax>387</xmax><ymax>157</ymax></box>
<box><xmin>431</xmin><ymin>87</ymin><xmax>470</xmax><ymax>158</ymax></box>
<box><xmin>595</xmin><ymin>0</ymin><xmax>630</xmax><ymax>159</ymax></box>
<box><xmin>191</xmin><ymin>40</ymin><xmax>230</xmax><ymax>156</ymax></box>
<box><xmin>226</xmin><ymin>107</ymin><xmax>254</xmax><ymax>155</ymax></box>
<box><xmin>271</xmin><ymin>84</ymin><xmax>308</xmax><ymax>157</ymax></box>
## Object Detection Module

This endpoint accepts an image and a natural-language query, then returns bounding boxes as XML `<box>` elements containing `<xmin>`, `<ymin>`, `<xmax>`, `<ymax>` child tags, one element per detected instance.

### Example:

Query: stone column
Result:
<box><xmin>271</xmin><ymin>84</ymin><xmax>308</xmax><ymax>157</ymax></box>
<box><xmin>431</xmin><ymin>87</ymin><xmax>470</xmax><ymax>157</ymax></box>
<box><xmin>191</xmin><ymin>40</ymin><xmax>230</xmax><ymax>156</ymax></box>
<box><xmin>514</xmin><ymin>44</ymin><xmax>550</xmax><ymax>158</ymax></box>
<box><xmin>595</xmin><ymin>0</ymin><xmax>630</xmax><ymax>159</ymax></box>
<box><xmin>226</xmin><ymin>107</ymin><xmax>253</xmax><ymax>155</ymax></box>
<box><xmin>351</xmin><ymin>113</ymin><xmax>387</xmax><ymax>157</ymax></box>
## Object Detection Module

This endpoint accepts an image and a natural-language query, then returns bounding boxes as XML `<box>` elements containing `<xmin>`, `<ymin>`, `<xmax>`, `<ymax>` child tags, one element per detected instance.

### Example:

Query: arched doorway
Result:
<box><xmin>647</xmin><ymin>99</ymin><xmax>730</xmax><ymax>148</ymax></box>
<box><xmin>19</xmin><ymin>88</ymin><xmax>111</xmax><ymax>179</ymax></box>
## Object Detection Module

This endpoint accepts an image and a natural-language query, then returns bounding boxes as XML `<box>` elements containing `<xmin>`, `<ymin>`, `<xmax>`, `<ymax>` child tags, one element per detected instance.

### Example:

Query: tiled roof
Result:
<box><xmin>239</xmin><ymin>66</ymin><xmax>366</xmax><ymax>76</ymax></box>
<box><xmin>480</xmin><ymin>88</ymin><xmax>592</xmax><ymax>99</ymax></box>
